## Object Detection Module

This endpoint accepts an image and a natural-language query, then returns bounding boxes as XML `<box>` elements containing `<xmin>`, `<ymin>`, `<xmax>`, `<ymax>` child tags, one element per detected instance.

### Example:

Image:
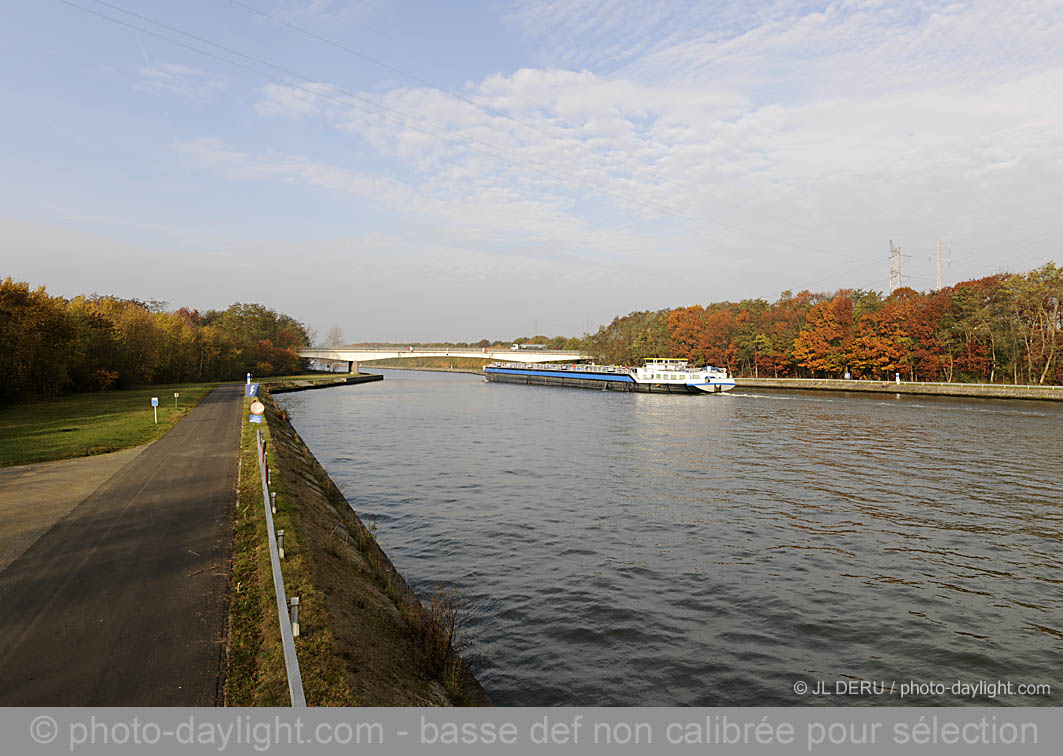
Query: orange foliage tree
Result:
<box><xmin>792</xmin><ymin>294</ymin><xmax>853</xmax><ymax>377</ymax></box>
<box><xmin>574</xmin><ymin>266</ymin><xmax>1061</xmax><ymax>385</ymax></box>
<box><xmin>1</xmin><ymin>280</ymin><xmax>311</xmax><ymax>402</ymax></box>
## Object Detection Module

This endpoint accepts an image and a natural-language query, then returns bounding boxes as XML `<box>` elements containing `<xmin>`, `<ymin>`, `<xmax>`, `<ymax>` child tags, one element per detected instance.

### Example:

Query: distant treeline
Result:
<box><xmin>1</xmin><ymin>278</ymin><xmax>309</xmax><ymax>403</ymax></box>
<box><xmin>586</xmin><ymin>264</ymin><xmax>1062</xmax><ymax>384</ymax></box>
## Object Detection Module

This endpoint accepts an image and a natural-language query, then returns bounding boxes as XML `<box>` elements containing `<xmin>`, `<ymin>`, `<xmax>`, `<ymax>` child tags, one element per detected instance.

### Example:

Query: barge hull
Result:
<box><xmin>485</xmin><ymin>370</ymin><xmax>704</xmax><ymax>394</ymax></box>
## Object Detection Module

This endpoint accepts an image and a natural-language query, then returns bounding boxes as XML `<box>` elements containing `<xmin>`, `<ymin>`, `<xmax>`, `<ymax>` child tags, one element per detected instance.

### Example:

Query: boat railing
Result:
<box><xmin>487</xmin><ymin>362</ymin><xmax>634</xmax><ymax>375</ymax></box>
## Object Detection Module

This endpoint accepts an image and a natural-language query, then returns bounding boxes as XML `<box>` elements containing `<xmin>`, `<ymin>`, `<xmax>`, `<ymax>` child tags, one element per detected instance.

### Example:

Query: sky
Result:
<box><xmin>1</xmin><ymin>0</ymin><xmax>1060</xmax><ymax>341</ymax></box>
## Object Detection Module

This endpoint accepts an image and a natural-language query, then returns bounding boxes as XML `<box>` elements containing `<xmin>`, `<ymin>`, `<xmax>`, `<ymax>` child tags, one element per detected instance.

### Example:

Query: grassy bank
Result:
<box><xmin>265</xmin><ymin>374</ymin><xmax>382</xmax><ymax>394</ymax></box>
<box><xmin>362</xmin><ymin>356</ymin><xmax>488</xmax><ymax>371</ymax></box>
<box><xmin>226</xmin><ymin>389</ymin><xmax>490</xmax><ymax>706</ymax></box>
<box><xmin>0</xmin><ymin>375</ymin><xmax>367</xmax><ymax>468</ymax></box>
<box><xmin>265</xmin><ymin>372</ymin><xmax>360</xmax><ymax>383</ymax></box>
<box><xmin>0</xmin><ymin>383</ymin><xmax>220</xmax><ymax>467</ymax></box>
<box><xmin>226</xmin><ymin>393</ymin><xmax>354</xmax><ymax>705</ymax></box>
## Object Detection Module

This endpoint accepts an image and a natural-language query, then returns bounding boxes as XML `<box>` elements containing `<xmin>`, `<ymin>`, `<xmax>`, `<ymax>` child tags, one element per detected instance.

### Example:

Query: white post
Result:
<box><xmin>247</xmin><ymin>372</ymin><xmax>251</xmax><ymax>385</ymax></box>
<box><xmin>271</xmin><ymin>492</ymin><xmax>277</xmax><ymax>514</ymax></box>
<box><xmin>154</xmin><ymin>406</ymin><xmax>157</xmax><ymax>424</ymax></box>
<box><xmin>277</xmin><ymin>529</ymin><xmax>285</xmax><ymax>559</ymax></box>
<box><xmin>289</xmin><ymin>597</ymin><xmax>300</xmax><ymax>637</ymax></box>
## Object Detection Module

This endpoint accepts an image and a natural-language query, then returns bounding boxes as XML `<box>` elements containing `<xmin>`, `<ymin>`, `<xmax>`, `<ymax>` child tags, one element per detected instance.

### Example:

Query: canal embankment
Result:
<box><xmin>363</xmin><ymin>366</ymin><xmax>484</xmax><ymax>377</ymax></box>
<box><xmin>358</xmin><ymin>356</ymin><xmax>487</xmax><ymax>377</ymax></box>
<box><xmin>734</xmin><ymin>377</ymin><xmax>1063</xmax><ymax>401</ymax></box>
<box><xmin>266</xmin><ymin>374</ymin><xmax>382</xmax><ymax>393</ymax></box>
<box><xmin>227</xmin><ymin>380</ymin><xmax>489</xmax><ymax>706</ymax></box>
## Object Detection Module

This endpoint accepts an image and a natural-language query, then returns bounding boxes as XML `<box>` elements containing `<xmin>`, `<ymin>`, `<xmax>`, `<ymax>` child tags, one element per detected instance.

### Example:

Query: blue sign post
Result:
<box><xmin>246</xmin><ymin>383</ymin><xmax>259</xmax><ymax>398</ymax></box>
<box><xmin>151</xmin><ymin>397</ymin><xmax>159</xmax><ymax>424</ymax></box>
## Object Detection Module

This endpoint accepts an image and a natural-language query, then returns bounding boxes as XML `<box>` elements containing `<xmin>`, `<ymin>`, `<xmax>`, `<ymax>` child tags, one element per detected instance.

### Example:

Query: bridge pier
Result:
<box><xmin>347</xmin><ymin>360</ymin><xmax>359</xmax><ymax>374</ymax></box>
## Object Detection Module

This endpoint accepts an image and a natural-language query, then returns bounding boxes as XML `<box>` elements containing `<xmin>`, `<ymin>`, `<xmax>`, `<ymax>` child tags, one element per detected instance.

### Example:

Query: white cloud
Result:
<box><xmin>506</xmin><ymin>0</ymin><xmax>1063</xmax><ymax>96</ymax></box>
<box><xmin>133</xmin><ymin>63</ymin><xmax>227</xmax><ymax>100</ymax></box>
<box><xmin>12</xmin><ymin>0</ymin><xmax>1062</xmax><ymax>344</ymax></box>
<box><xmin>173</xmin><ymin>138</ymin><xmax>415</xmax><ymax>206</ymax></box>
<box><xmin>269</xmin><ymin>0</ymin><xmax>383</xmax><ymax>25</ymax></box>
<box><xmin>193</xmin><ymin>0</ymin><xmax>1063</xmax><ymax>309</ymax></box>
<box><xmin>255</xmin><ymin>82</ymin><xmax>331</xmax><ymax>117</ymax></box>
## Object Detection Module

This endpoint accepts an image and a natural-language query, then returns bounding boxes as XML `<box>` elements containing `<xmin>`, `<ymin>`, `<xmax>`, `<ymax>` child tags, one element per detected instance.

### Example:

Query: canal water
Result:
<box><xmin>276</xmin><ymin>370</ymin><xmax>1062</xmax><ymax>706</ymax></box>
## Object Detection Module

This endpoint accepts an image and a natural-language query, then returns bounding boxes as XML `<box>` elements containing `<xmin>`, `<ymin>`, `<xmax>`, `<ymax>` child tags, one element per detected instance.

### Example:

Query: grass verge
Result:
<box><xmin>0</xmin><ymin>375</ymin><xmax>367</xmax><ymax>468</ymax></box>
<box><xmin>226</xmin><ymin>393</ymin><xmax>355</xmax><ymax>706</ymax></box>
<box><xmin>263</xmin><ymin>372</ymin><xmax>360</xmax><ymax>382</ymax></box>
<box><xmin>0</xmin><ymin>383</ymin><xmax>220</xmax><ymax>467</ymax></box>
<box><xmin>225</xmin><ymin>390</ymin><xmax>490</xmax><ymax>706</ymax></box>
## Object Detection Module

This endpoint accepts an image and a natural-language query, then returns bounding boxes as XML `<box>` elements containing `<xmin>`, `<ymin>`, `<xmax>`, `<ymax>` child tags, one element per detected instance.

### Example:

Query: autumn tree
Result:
<box><xmin>756</xmin><ymin>290</ymin><xmax>820</xmax><ymax>376</ymax></box>
<box><xmin>1</xmin><ymin>281</ymin><xmax>312</xmax><ymax>402</ymax></box>
<box><xmin>0</xmin><ymin>278</ymin><xmax>78</xmax><ymax>401</ymax></box>
<box><xmin>667</xmin><ymin>305</ymin><xmax>707</xmax><ymax>363</ymax></box>
<box><xmin>848</xmin><ymin>293</ymin><xmax>911</xmax><ymax>378</ymax></box>
<box><xmin>792</xmin><ymin>294</ymin><xmax>854</xmax><ymax>377</ymax></box>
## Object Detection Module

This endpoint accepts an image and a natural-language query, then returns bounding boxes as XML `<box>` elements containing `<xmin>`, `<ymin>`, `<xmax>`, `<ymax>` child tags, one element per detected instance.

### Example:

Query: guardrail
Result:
<box><xmin>256</xmin><ymin>429</ymin><xmax>306</xmax><ymax>707</ymax></box>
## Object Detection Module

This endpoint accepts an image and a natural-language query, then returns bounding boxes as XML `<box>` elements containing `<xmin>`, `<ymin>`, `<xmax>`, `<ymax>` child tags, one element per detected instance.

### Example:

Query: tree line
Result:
<box><xmin>6</xmin><ymin>262</ymin><xmax>1059</xmax><ymax>403</ymax></box>
<box><xmin>1</xmin><ymin>278</ymin><xmax>310</xmax><ymax>403</ymax></box>
<box><xmin>585</xmin><ymin>263</ymin><xmax>1062</xmax><ymax>385</ymax></box>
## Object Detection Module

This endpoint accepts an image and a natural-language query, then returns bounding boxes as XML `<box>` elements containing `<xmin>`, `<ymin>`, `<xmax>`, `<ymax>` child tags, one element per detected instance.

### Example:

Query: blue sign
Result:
<box><xmin>249</xmin><ymin>414</ymin><xmax>262</xmax><ymax>423</ymax></box>
<box><xmin>246</xmin><ymin>383</ymin><xmax>259</xmax><ymax>397</ymax></box>
<box><xmin>151</xmin><ymin>397</ymin><xmax>159</xmax><ymax>407</ymax></box>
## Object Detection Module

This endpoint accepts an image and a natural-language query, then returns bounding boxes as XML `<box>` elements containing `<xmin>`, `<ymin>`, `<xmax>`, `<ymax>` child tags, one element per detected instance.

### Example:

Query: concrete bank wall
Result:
<box><xmin>735</xmin><ymin>377</ymin><xmax>1063</xmax><ymax>401</ymax></box>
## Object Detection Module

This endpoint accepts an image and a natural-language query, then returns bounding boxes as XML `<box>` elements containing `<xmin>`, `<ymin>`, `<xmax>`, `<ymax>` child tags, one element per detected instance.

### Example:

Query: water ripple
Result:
<box><xmin>279</xmin><ymin>371</ymin><xmax>1063</xmax><ymax>706</ymax></box>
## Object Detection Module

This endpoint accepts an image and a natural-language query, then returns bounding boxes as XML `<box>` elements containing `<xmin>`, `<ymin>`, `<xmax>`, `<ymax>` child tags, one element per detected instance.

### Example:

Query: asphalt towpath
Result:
<box><xmin>0</xmin><ymin>384</ymin><xmax>242</xmax><ymax>705</ymax></box>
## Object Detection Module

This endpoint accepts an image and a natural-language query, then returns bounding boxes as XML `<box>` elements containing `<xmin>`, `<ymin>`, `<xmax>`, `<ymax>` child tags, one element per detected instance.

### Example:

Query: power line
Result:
<box><xmin>792</xmin><ymin>257</ymin><xmax>888</xmax><ymax>293</ymax></box>
<box><xmin>949</xmin><ymin>244</ymin><xmax>1059</xmax><ymax>279</ymax></box>
<box><xmin>65</xmin><ymin>0</ymin><xmax>1054</xmax><ymax>298</ymax></box>
<box><xmin>789</xmin><ymin>242</ymin><xmax>1056</xmax><ymax>298</ymax></box>
<box><xmin>59</xmin><ymin>1</ymin><xmax>710</xmax><ymax>224</ymax></box>
<box><xmin>227</xmin><ymin>0</ymin><xmax>859</xmax><ymax>240</ymax></box>
<box><xmin>65</xmin><ymin>0</ymin><xmax>855</xmax><ymax>262</ymax></box>
<box><xmin>227</xmin><ymin>0</ymin><xmax>836</xmax><ymax>236</ymax></box>
<box><xmin>227</xmin><ymin>0</ymin><xmax>611</xmax><ymax>157</ymax></box>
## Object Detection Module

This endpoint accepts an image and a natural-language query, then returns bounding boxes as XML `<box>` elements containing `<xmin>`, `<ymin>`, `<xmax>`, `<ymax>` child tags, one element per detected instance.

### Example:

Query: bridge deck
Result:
<box><xmin>298</xmin><ymin>347</ymin><xmax>592</xmax><ymax>364</ymax></box>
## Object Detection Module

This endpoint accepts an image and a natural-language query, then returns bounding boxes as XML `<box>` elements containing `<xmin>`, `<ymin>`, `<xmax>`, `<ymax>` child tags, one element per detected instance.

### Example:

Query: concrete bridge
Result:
<box><xmin>298</xmin><ymin>347</ymin><xmax>591</xmax><ymax>374</ymax></box>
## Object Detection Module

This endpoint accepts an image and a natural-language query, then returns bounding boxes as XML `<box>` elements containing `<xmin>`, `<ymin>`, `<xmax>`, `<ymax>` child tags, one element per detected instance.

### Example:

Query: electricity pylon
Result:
<box><xmin>934</xmin><ymin>240</ymin><xmax>952</xmax><ymax>290</ymax></box>
<box><xmin>889</xmin><ymin>240</ymin><xmax>902</xmax><ymax>294</ymax></box>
